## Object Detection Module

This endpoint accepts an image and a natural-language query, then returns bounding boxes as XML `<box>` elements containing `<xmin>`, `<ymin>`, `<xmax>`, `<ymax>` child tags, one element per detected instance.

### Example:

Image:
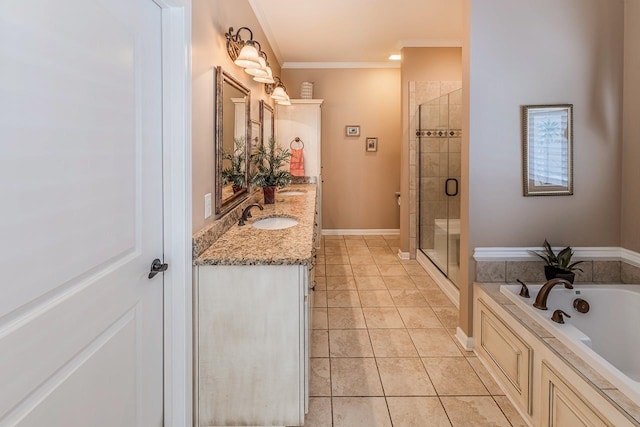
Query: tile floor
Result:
<box><xmin>305</xmin><ymin>235</ymin><xmax>527</xmax><ymax>427</ymax></box>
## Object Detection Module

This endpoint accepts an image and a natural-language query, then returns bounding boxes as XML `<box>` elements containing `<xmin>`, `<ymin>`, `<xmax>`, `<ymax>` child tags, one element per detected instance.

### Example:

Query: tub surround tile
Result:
<box><xmin>593</xmin><ymin>261</ymin><xmax>621</xmax><ymax>282</ymax></box>
<box><xmin>478</xmin><ymin>283</ymin><xmax>515</xmax><ymax>306</ymax></box>
<box><xmin>440</xmin><ymin>396</ymin><xmax>511</xmax><ymax>427</ymax></box>
<box><xmin>194</xmin><ymin>184</ymin><xmax>317</xmax><ymax>266</ymax></box>
<box><xmin>602</xmin><ymin>389</ymin><xmax>640</xmax><ymax>422</ymax></box>
<box><xmin>505</xmin><ymin>260</ymin><xmax>546</xmax><ymax>282</ymax></box>
<box><xmin>622</xmin><ymin>262</ymin><xmax>640</xmax><ymax>283</ymax></box>
<box><xmin>574</xmin><ymin>261</ymin><xmax>593</xmax><ymax>282</ymax></box>
<box><xmin>332</xmin><ymin>397</ymin><xmax>391</xmax><ymax>427</ymax></box>
<box><xmin>502</xmin><ymin>304</ymin><xmax>554</xmax><ymax>338</ymax></box>
<box><xmin>475</xmin><ymin>261</ymin><xmax>506</xmax><ymax>282</ymax></box>
<box><xmin>386</xmin><ymin>397</ymin><xmax>452</xmax><ymax>427</ymax></box>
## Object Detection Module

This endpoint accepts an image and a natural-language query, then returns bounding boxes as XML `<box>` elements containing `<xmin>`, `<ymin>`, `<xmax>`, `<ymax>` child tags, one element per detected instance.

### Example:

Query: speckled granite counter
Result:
<box><xmin>194</xmin><ymin>184</ymin><xmax>317</xmax><ymax>266</ymax></box>
<box><xmin>476</xmin><ymin>283</ymin><xmax>640</xmax><ymax>425</ymax></box>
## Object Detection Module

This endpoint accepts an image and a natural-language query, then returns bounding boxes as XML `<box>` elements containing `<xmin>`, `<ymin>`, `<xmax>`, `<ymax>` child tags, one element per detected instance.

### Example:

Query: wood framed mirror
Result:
<box><xmin>522</xmin><ymin>104</ymin><xmax>573</xmax><ymax>196</ymax></box>
<box><xmin>215</xmin><ymin>66</ymin><xmax>251</xmax><ymax>218</ymax></box>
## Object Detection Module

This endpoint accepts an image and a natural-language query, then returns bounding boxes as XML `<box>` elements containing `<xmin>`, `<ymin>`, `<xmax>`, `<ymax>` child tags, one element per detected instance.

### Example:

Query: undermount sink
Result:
<box><xmin>278</xmin><ymin>191</ymin><xmax>305</xmax><ymax>196</ymax></box>
<box><xmin>252</xmin><ymin>217</ymin><xmax>299</xmax><ymax>230</ymax></box>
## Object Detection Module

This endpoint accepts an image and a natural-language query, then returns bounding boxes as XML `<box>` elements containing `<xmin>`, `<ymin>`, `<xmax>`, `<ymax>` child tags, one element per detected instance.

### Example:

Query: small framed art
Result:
<box><xmin>345</xmin><ymin>125</ymin><xmax>360</xmax><ymax>137</ymax></box>
<box><xmin>366</xmin><ymin>137</ymin><xmax>378</xmax><ymax>152</ymax></box>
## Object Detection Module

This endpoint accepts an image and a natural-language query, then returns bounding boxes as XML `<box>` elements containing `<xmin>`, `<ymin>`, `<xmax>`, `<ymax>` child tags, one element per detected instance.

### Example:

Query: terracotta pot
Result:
<box><xmin>263</xmin><ymin>186</ymin><xmax>276</xmax><ymax>204</ymax></box>
<box><xmin>544</xmin><ymin>265</ymin><xmax>575</xmax><ymax>283</ymax></box>
<box><xmin>232</xmin><ymin>185</ymin><xmax>243</xmax><ymax>193</ymax></box>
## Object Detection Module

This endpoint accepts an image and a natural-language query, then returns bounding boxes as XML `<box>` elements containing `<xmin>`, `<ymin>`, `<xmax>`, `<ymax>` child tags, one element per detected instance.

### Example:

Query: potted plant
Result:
<box><xmin>251</xmin><ymin>138</ymin><xmax>292</xmax><ymax>204</ymax></box>
<box><xmin>221</xmin><ymin>137</ymin><xmax>246</xmax><ymax>193</ymax></box>
<box><xmin>530</xmin><ymin>239</ymin><xmax>584</xmax><ymax>283</ymax></box>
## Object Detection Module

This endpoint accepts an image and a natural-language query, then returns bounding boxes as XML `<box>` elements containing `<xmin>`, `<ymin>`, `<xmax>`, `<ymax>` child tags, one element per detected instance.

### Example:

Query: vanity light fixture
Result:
<box><xmin>225</xmin><ymin>26</ymin><xmax>290</xmax><ymax>104</ymax></box>
<box><xmin>388</xmin><ymin>54</ymin><xmax>401</xmax><ymax>61</ymax></box>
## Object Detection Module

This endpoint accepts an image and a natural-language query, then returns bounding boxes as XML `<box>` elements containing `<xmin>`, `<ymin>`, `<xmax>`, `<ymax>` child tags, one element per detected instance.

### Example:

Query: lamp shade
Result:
<box><xmin>244</xmin><ymin>66</ymin><xmax>268</xmax><ymax>78</ymax></box>
<box><xmin>253</xmin><ymin>66</ymin><xmax>275</xmax><ymax>84</ymax></box>
<box><xmin>234</xmin><ymin>43</ymin><xmax>261</xmax><ymax>68</ymax></box>
<box><xmin>270</xmin><ymin>86</ymin><xmax>287</xmax><ymax>100</ymax></box>
<box><xmin>277</xmin><ymin>95</ymin><xmax>291</xmax><ymax>106</ymax></box>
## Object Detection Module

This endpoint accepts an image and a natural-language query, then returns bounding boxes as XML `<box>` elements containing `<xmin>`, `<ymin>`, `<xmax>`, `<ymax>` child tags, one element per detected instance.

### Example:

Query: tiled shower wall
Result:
<box><xmin>408</xmin><ymin>81</ymin><xmax>462</xmax><ymax>257</ymax></box>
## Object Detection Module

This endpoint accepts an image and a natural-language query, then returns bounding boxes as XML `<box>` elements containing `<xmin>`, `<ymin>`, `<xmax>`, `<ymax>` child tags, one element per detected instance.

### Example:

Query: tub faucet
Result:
<box><xmin>238</xmin><ymin>203</ymin><xmax>263</xmax><ymax>226</ymax></box>
<box><xmin>533</xmin><ymin>278</ymin><xmax>573</xmax><ymax>310</ymax></box>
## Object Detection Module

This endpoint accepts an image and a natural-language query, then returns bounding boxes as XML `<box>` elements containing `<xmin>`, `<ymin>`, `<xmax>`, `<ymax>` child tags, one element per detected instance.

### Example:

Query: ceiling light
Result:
<box><xmin>389</xmin><ymin>54</ymin><xmax>401</xmax><ymax>61</ymax></box>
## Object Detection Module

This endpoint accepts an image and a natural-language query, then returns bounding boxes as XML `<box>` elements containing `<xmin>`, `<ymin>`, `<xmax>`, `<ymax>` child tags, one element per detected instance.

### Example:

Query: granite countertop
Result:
<box><xmin>194</xmin><ymin>184</ymin><xmax>317</xmax><ymax>266</ymax></box>
<box><xmin>476</xmin><ymin>283</ymin><xmax>640</xmax><ymax>425</ymax></box>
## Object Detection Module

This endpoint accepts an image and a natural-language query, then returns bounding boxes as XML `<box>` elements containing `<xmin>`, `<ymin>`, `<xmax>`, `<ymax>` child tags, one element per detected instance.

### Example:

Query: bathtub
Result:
<box><xmin>500</xmin><ymin>283</ymin><xmax>640</xmax><ymax>405</ymax></box>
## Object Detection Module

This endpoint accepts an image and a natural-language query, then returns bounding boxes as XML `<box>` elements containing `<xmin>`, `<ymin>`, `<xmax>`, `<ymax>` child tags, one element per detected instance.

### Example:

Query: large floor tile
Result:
<box><xmin>411</xmin><ymin>274</ymin><xmax>439</xmax><ymax>289</ymax></box>
<box><xmin>368</xmin><ymin>246</ymin><xmax>395</xmax><ymax>255</ymax></box>
<box><xmin>397</xmin><ymin>307</ymin><xmax>443</xmax><ymax>328</ymax></box>
<box><xmin>440</xmin><ymin>396</ymin><xmax>511</xmax><ymax>427</ymax></box>
<box><xmin>325</xmin><ymin>275</ymin><xmax>357</xmax><ymax>290</ymax></box>
<box><xmin>346</xmin><ymin>246</ymin><xmax>372</xmax><ymax>256</ymax></box>
<box><xmin>311</xmin><ymin>329</ymin><xmax>329</xmax><ymax>357</ymax></box>
<box><xmin>389</xmin><ymin>289</ymin><xmax>429</xmax><ymax>306</ymax></box>
<box><xmin>377</xmin><ymin>264</ymin><xmax>408</xmax><ymax>276</ymax></box>
<box><xmin>351</xmin><ymin>264</ymin><xmax>381</xmax><ymax>277</ymax></box>
<box><xmin>310</xmin><ymin>358</ymin><xmax>331</xmax><ymax>396</ymax></box>
<box><xmin>362</xmin><ymin>307</ymin><xmax>405</xmax><ymax>328</ymax></box>
<box><xmin>422</xmin><ymin>357</ymin><xmax>489</xmax><ymax>395</ymax></box>
<box><xmin>421</xmin><ymin>288</ymin><xmax>455</xmax><ymax>306</ymax></box>
<box><xmin>331</xmin><ymin>358</ymin><xmax>383</xmax><ymax>396</ymax></box>
<box><xmin>313</xmin><ymin>290</ymin><xmax>327</xmax><ymax>307</ymax></box>
<box><xmin>467</xmin><ymin>357</ymin><xmax>505</xmax><ymax>395</ymax></box>
<box><xmin>387</xmin><ymin>397</ymin><xmax>452</xmax><ymax>427</ymax></box>
<box><xmin>327</xmin><ymin>290</ymin><xmax>361</xmax><ymax>307</ymax></box>
<box><xmin>304</xmin><ymin>397</ymin><xmax>332</xmax><ymax>427</ymax></box>
<box><xmin>354</xmin><ymin>276</ymin><xmax>387</xmax><ymax>290</ymax></box>
<box><xmin>349</xmin><ymin>255</ymin><xmax>376</xmax><ymax>265</ymax></box>
<box><xmin>403</xmin><ymin>264</ymin><xmax>428</xmax><ymax>276</ymax></box>
<box><xmin>409</xmin><ymin>329</ymin><xmax>462</xmax><ymax>357</ymax></box>
<box><xmin>432</xmin><ymin>306</ymin><xmax>459</xmax><ymax>328</ymax></box>
<box><xmin>326</xmin><ymin>264</ymin><xmax>354</xmax><ymax>276</ymax></box>
<box><xmin>327</xmin><ymin>307</ymin><xmax>367</xmax><ymax>329</ymax></box>
<box><xmin>325</xmin><ymin>254</ymin><xmax>351</xmax><ymax>265</ymax></box>
<box><xmin>493</xmin><ymin>395</ymin><xmax>528</xmax><ymax>427</ymax></box>
<box><xmin>382</xmin><ymin>276</ymin><xmax>417</xmax><ymax>290</ymax></box>
<box><xmin>329</xmin><ymin>329</ymin><xmax>374</xmax><ymax>357</ymax></box>
<box><xmin>376</xmin><ymin>358</ymin><xmax>436</xmax><ymax>396</ymax></box>
<box><xmin>372</xmin><ymin>253</ymin><xmax>401</xmax><ymax>264</ymax></box>
<box><xmin>332</xmin><ymin>397</ymin><xmax>391</xmax><ymax>427</ymax></box>
<box><xmin>312</xmin><ymin>308</ymin><xmax>328</xmax><ymax>329</ymax></box>
<box><xmin>368</xmin><ymin>329</ymin><xmax>418</xmax><ymax>357</ymax></box>
<box><xmin>358</xmin><ymin>290</ymin><xmax>395</xmax><ymax>307</ymax></box>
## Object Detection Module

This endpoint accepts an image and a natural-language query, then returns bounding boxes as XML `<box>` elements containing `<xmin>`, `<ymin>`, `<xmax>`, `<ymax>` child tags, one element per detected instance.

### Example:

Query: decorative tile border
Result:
<box><xmin>416</xmin><ymin>129</ymin><xmax>462</xmax><ymax>138</ymax></box>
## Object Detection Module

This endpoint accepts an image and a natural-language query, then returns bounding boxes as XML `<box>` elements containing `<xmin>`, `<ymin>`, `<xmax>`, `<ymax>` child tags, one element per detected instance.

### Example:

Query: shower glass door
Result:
<box><xmin>417</xmin><ymin>89</ymin><xmax>462</xmax><ymax>286</ymax></box>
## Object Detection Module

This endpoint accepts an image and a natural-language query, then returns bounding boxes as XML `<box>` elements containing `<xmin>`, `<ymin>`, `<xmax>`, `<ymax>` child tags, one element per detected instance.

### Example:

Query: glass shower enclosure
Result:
<box><xmin>417</xmin><ymin>89</ymin><xmax>462</xmax><ymax>286</ymax></box>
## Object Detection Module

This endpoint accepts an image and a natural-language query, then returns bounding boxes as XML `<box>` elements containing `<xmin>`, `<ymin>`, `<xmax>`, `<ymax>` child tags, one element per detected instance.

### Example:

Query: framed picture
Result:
<box><xmin>522</xmin><ymin>104</ymin><xmax>573</xmax><ymax>196</ymax></box>
<box><xmin>345</xmin><ymin>125</ymin><xmax>360</xmax><ymax>137</ymax></box>
<box><xmin>366</xmin><ymin>137</ymin><xmax>378</xmax><ymax>152</ymax></box>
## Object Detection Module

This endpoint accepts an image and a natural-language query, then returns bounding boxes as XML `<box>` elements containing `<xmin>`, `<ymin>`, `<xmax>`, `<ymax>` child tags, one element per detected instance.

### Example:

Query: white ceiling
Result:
<box><xmin>248</xmin><ymin>0</ymin><xmax>464</xmax><ymax>67</ymax></box>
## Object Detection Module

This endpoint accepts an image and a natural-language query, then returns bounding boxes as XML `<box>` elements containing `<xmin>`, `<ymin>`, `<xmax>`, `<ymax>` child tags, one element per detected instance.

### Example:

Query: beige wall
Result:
<box><xmin>399</xmin><ymin>48</ymin><xmax>462</xmax><ymax>252</ymax></box>
<box><xmin>192</xmin><ymin>0</ymin><xmax>281</xmax><ymax>233</ymax></box>
<box><xmin>622</xmin><ymin>0</ymin><xmax>640</xmax><ymax>252</ymax></box>
<box><xmin>282</xmin><ymin>68</ymin><xmax>401</xmax><ymax>230</ymax></box>
<box><xmin>459</xmin><ymin>0</ymin><xmax>624</xmax><ymax>335</ymax></box>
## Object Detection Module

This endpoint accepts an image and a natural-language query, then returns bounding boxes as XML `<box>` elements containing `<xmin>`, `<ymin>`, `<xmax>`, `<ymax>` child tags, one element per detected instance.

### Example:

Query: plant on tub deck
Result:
<box><xmin>250</xmin><ymin>138</ymin><xmax>292</xmax><ymax>204</ymax></box>
<box><xmin>530</xmin><ymin>239</ymin><xmax>584</xmax><ymax>283</ymax></box>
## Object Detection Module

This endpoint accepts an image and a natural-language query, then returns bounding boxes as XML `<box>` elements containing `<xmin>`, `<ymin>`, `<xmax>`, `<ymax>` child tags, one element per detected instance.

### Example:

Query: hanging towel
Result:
<box><xmin>290</xmin><ymin>148</ymin><xmax>305</xmax><ymax>176</ymax></box>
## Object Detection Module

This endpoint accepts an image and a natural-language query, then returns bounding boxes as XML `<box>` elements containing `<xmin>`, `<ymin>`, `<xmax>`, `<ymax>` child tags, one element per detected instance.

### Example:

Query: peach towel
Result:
<box><xmin>290</xmin><ymin>148</ymin><xmax>305</xmax><ymax>176</ymax></box>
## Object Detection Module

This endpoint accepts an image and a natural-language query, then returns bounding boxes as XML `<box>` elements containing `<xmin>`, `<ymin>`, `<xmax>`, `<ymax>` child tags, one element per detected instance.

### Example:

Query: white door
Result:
<box><xmin>0</xmin><ymin>0</ymin><xmax>164</xmax><ymax>425</ymax></box>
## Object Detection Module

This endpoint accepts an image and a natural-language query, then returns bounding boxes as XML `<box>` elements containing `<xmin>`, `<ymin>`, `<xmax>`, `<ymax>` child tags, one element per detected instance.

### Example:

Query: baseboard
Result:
<box><xmin>322</xmin><ymin>229</ymin><xmax>400</xmax><ymax>236</ymax></box>
<box><xmin>397</xmin><ymin>250</ymin><xmax>410</xmax><ymax>260</ymax></box>
<box><xmin>455</xmin><ymin>327</ymin><xmax>475</xmax><ymax>351</ymax></box>
<box><xmin>416</xmin><ymin>251</ymin><xmax>459</xmax><ymax>308</ymax></box>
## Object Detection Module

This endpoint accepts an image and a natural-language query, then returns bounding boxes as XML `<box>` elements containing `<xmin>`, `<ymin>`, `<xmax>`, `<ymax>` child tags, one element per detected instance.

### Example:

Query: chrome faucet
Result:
<box><xmin>533</xmin><ymin>278</ymin><xmax>573</xmax><ymax>310</ymax></box>
<box><xmin>238</xmin><ymin>203</ymin><xmax>263</xmax><ymax>226</ymax></box>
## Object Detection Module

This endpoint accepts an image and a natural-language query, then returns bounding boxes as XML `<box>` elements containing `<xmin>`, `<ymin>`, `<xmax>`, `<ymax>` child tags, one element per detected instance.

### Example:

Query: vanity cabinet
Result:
<box><xmin>195</xmin><ymin>264</ymin><xmax>314</xmax><ymax>427</ymax></box>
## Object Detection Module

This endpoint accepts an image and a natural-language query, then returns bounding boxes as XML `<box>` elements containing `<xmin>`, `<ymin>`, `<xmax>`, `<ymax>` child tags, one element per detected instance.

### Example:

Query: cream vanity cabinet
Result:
<box><xmin>195</xmin><ymin>263</ymin><xmax>314</xmax><ymax>427</ymax></box>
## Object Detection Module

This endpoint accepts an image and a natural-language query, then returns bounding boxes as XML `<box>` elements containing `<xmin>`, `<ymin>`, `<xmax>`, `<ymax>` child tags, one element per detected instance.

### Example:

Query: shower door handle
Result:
<box><xmin>445</xmin><ymin>178</ymin><xmax>458</xmax><ymax>197</ymax></box>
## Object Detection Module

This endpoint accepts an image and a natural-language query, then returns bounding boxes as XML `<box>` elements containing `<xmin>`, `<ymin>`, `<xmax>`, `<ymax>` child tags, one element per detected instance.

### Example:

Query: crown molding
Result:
<box><xmin>473</xmin><ymin>246</ymin><xmax>630</xmax><ymax>262</ymax></box>
<box><xmin>282</xmin><ymin>61</ymin><xmax>401</xmax><ymax>69</ymax></box>
<box><xmin>398</xmin><ymin>39</ymin><xmax>463</xmax><ymax>48</ymax></box>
